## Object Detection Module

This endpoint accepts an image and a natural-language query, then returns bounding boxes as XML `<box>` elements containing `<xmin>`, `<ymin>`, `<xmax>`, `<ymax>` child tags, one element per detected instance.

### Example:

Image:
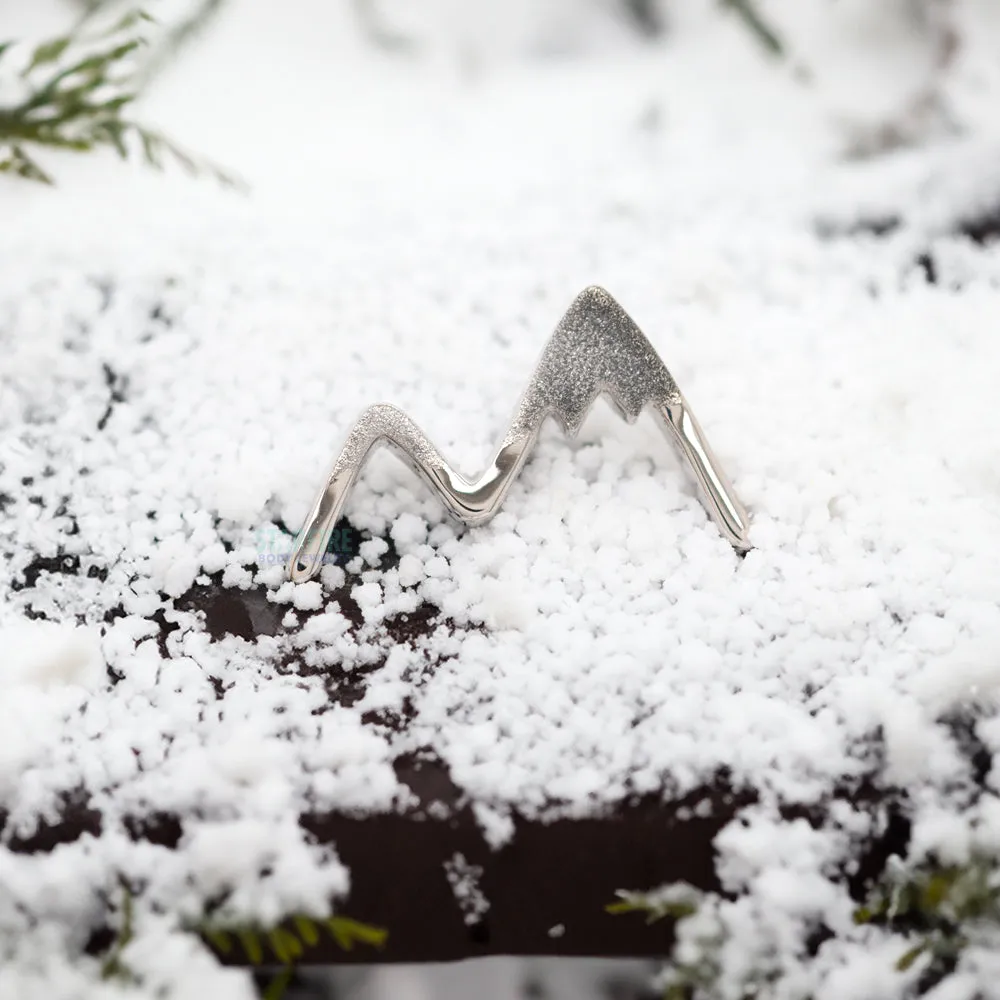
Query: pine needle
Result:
<box><xmin>0</xmin><ymin>5</ymin><xmax>241</xmax><ymax>188</ymax></box>
<box><xmin>718</xmin><ymin>0</ymin><xmax>785</xmax><ymax>58</ymax></box>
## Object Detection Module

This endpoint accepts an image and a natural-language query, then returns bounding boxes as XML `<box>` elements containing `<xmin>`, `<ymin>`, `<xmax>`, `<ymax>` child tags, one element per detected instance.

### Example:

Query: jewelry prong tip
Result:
<box><xmin>286</xmin><ymin>545</ymin><xmax>314</xmax><ymax>584</ymax></box>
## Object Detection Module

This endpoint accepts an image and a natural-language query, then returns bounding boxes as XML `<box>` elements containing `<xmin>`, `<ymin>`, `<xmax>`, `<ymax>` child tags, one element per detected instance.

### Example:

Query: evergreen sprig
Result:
<box><xmin>200</xmin><ymin>913</ymin><xmax>388</xmax><ymax>1000</ymax></box>
<box><xmin>855</xmin><ymin>857</ymin><xmax>1000</xmax><ymax>978</ymax></box>
<box><xmin>606</xmin><ymin>886</ymin><xmax>700</xmax><ymax>923</ymax></box>
<box><xmin>718</xmin><ymin>0</ymin><xmax>784</xmax><ymax>58</ymax></box>
<box><xmin>0</xmin><ymin>7</ymin><xmax>240</xmax><ymax>187</ymax></box>
<box><xmin>607</xmin><ymin>886</ymin><xmax>724</xmax><ymax>1000</ymax></box>
<box><xmin>198</xmin><ymin>913</ymin><xmax>389</xmax><ymax>965</ymax></box>
<box><xmin>99</xmin><ymin>885</ymin><xmax>388</xmax><ymax>1000</ymax></box>
<box><xmin>610</xmin><ymin>858</ymin><xmax>1000</xmax><ymax>998</ymax></box>
<box><xmin>99</xmin><ymin>881</ymin><xmax>136</xmax><ymax>981</ymax></box>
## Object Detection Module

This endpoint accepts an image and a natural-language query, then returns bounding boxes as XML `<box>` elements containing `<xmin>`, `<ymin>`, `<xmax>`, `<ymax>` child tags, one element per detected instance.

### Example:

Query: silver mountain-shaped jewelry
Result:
<box><xmin>287</xmin><ymin>286</ymin><xmax>750</xmax><ymax>583</ymax></box>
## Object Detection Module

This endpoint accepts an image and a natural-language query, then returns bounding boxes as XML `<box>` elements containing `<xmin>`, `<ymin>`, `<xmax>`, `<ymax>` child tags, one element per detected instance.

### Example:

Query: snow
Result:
<box><xmin>3</xmin><ymin>0</ymin><xmax>1000</xmax><ymax>997</ymax></box>
<box><xmin>443</xmin><ymin>852</ymin><xmax>490</xmax><ymax>927</ymax></box>
<box><xmin>291</xmin><ymin>581</ymin><xmax>324</xmax><ymax>611</ymax></box>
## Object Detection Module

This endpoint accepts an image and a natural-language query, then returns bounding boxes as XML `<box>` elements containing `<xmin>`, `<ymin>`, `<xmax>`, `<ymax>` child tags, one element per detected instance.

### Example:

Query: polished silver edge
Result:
<box><xmin>287</xmin><ymin>286</ymin><xmax>750</xmax><ymax>583</ymax></box>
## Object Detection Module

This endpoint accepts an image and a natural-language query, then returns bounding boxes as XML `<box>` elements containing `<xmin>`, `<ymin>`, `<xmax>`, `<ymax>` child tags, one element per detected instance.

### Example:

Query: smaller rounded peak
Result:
<box><xmin>570</xmin><ymin>285</ymin><xmax>619</xmax><ymax>311</ymax></box>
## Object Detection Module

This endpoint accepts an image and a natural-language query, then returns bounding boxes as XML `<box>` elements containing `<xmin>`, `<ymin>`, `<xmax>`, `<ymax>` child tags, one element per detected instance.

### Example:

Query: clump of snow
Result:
<box><xmin>292</xmin><ymin>581</ymin><xmax>324</xmax><ymax>611</ymax></box>
<box><xmin>473</xmin><ymin>802</ymin><xmax>515</xmax><ymax>850</ymax></box>
<box><xmin>443</xmin><ymin>853</ymin><xmax>490</xmax><ymax>927</ymax></box>
<box><xmin>3</xmin><ymin>0</ymin><xmax>1000</xmax><ymax>996</ymax></box>
<box><xmin>0</xmin><ymin>620</ymin><xmax>103</xmax><ymax>690</ymax></box>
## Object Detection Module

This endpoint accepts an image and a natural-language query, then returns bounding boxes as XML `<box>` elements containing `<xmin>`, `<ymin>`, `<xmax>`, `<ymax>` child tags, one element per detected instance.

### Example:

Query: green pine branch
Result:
<box><xmin>609</xmin><ymin>857</ymin><xmax>1000</xmax><ymax>998</ymax></box>
<box><xmin>607</xmin><ymin>886</ymin><xmax>724</xmax><ymax>999</ymax></box>
<box><xmin>198</xmin><ymin>913</ymin><xmax>388</xmax><ymax>965</ymax></box>
<box><xmin>100</xmin><ymin>881</ymin><xmax>136</xmax><ymax>981</ymax></box>
<box><xmin>718</xmin><ymin>0</ymin><xmax>785</xmax><ymax>58</ymax></box>
<box><xmin>135</xmin><ymin>0</ymin><xmax>229</xmax><ymax>86</ymax></box>
<box><xmin>855</xmin><ymin>856</ymin><xmax>1000</xmax><ymax>979</ymax></box>
<box><xmin>0</xmin><ymin>6</ymin><xmax>241</xmax><ymax>187</ymax></box>
<box><xmin>199</xmin><ymin>914</ymin><xmax>388</xmax><ymax>1000</ymax></box>
<box><xmin>606</xmin><ymin>887</ymin><xmax>699</xmax><ymax>923</ymax></box>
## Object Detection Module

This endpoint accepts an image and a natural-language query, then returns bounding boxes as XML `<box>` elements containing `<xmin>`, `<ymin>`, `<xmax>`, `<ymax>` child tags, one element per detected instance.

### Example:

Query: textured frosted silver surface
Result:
<box><xmin>288</xmin><ymin>286</ymin><xmax>750</xmax><ymax>582</ymax></box>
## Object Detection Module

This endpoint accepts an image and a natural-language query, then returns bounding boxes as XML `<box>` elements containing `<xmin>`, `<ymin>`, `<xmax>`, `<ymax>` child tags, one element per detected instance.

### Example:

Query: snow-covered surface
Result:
<box><xmin>4</xmin><ymin>1</ymin><xmax>1000</xmax><ymax>998</ymax></box>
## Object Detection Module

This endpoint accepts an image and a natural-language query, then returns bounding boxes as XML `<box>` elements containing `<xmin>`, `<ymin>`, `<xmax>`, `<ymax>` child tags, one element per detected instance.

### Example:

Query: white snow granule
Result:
<box><xmin>199</xmin><ymin>542</ymin><xmax>231</xmax><ymax>575</ymax></box>
<box><xmin>472</xmin><ymin>802</ymin><xmax>516</xmax><ymax>850</ymax></box>
<box><xmin>353</xmin><ymin>581</ymin><xmax>384</xmax><ymax>617</ymax></box>
<box><xmin>359</xmin><ymin>537</ymin><xmax>389</xmax><ymax>566</ymax></box>
<box><xmin>391</xmin><ymin>512</ymin><xmax>428</xmax><ymax>550</ymax></box>
<box><xmin>291</xmin><ymin>581</ymin><xmax>324</xmax><ymax>611</ymax></box>
<box><xmin>162</xmin><ymin>555</ymin><xmax>200</xmax><ymax>599</ymax></box>
<box><xmin>397</xmin><ymin>553</ymin><xmax>425</xmax><ymax>588</ymax></box>
<box><xmin>443</xmin><ymin>853</ymin><xmax>490</xmax><ymax>927</ymax></box>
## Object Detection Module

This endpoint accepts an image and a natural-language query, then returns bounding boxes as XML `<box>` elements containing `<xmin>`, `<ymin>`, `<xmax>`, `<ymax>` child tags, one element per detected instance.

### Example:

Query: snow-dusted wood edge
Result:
<box><xmin>0</xmin><ymin>550</ymin><xmax>920</xmax><ymax>966</ymax></box>
<box><xmin>3</xmin><ymin>731</ymin><xmax>922</xmax><ymax>965</ymax></box>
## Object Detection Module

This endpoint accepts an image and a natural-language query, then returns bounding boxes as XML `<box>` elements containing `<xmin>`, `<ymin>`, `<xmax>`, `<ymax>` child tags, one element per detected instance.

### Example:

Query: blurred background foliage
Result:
<box><xmin>0</xmin><ymin>0</ymin><xmax>970</xmax><ymax>185</ymax></box>
<box><xmin>0</xmin><ymin>0</ymin><xmax>234</xmax><ymax>183</ymax></box>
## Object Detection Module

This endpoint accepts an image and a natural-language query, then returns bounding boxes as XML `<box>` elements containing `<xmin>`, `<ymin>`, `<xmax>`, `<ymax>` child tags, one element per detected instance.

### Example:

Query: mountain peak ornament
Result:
<box><xmin>287</xmin><ymin>286</ymin><xmax>750</xmax><ymax>583</ymax></box>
